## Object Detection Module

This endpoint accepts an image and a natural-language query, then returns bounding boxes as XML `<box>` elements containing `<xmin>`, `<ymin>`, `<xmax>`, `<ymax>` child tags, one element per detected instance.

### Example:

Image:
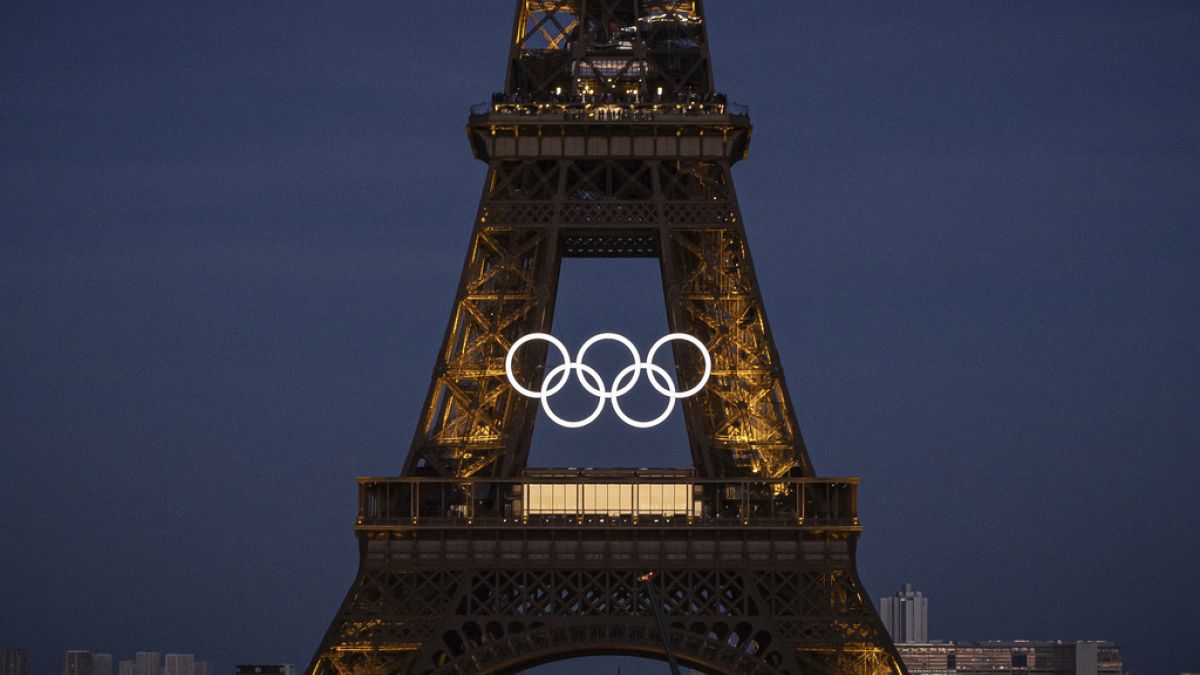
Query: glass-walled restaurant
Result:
<box><xmin>524</xmin><ymin>482</ymin><xmax>692</xmax><ymax>516</ymax></box>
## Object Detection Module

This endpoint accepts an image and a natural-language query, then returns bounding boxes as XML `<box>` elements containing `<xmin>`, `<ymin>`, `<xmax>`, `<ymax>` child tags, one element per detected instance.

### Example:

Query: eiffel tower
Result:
<box><xmin>309</xmin><ymin>2</ymin><xmax>906</xmax><ymax>673</ymax></box>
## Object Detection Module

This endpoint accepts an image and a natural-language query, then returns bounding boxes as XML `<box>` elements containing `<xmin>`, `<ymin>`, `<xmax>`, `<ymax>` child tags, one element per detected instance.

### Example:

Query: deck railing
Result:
<box><xmin>356</xmin><ymin>474</ymin><xmax>858</xmax><ymax>529</ymax></box>
<box><xmin>469</xmin><ymin>100</ymin><xmax>749</xmax><ymax>120</ymax></box>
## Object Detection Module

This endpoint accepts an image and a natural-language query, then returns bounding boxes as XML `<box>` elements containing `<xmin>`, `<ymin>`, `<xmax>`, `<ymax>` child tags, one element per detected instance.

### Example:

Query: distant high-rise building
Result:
<box><xmin>192</xmin><ymin>662</ymin><xmax>211</xmax><ymax>675</ymax></box>
<box><xmin>1</xmin><ymin>649</ymin><xmax>30</xmax><ymax>675</ymax></box>
<box><xmin>881</xmin><ymin>583</ymin><xmax>929</xmax><ymax>643</ymax></box>
<box><xmin>118</xmin><ymin>661</ymin><xmax>134</xmax><ymax>675</ymax></box>
<box><xmin>162</xmin><ymin>654</ymin><xmax>193</xmax><ymax>675</ymax></box>
<box><xmin>92</xmin><ymin>654</ymin><xmax>113</xmax><ymax>675</ymax></box>
<box><xmin>64</xmin><ymin>651</ymin><xmax>93</xmax><ymax>675</ymax></box>
<box><xmin>897</xmin><ymin>640</ymin><xmax>1122</xmax><ymax>675</ymax></box>
<box><xmin>133</xmin><ymin>652</ymin><xmax>160</xmax><ymax>675</ymax></box>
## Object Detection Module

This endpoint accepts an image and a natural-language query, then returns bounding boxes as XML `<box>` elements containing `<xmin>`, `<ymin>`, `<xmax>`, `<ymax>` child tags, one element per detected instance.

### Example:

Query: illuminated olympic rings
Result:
<box><xmin>504</xmin><ymin>332</ymin><xmax>712</xmax><ymax>429</ymax></box>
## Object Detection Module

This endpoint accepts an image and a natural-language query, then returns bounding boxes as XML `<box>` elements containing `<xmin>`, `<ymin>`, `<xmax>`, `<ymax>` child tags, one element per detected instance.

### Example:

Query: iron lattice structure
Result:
<box><xmin>310</xmin><ymin>1</ymin><xmax>905</xmax><ymax>673</ymax></box>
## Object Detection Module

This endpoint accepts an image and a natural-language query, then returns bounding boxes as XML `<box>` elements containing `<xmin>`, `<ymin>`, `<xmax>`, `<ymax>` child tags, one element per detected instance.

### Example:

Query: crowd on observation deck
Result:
<box><xmin>480</xmin><ymin>89</ymin><xmax>744</xmax><ymax>120</ymax></box>
<box><xmin>493</xmin><ymin>89</ymin><xmax>728</xmax><ymax>106</ymax></box>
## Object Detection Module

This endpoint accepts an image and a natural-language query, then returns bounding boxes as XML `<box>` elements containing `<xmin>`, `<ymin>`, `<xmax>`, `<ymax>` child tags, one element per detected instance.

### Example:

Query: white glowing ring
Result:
<box><xmin>503</xmin><ymin>331</ymin><xmax>712</xmax><ymax>428</ymax></box>
<box><xmin>647</xmin><ymin>332</ymin><xmax>712</xmax><ymax>398</ymax></box>
<box><xmin>611</xmin><ymin>361</ymin><xmax>677</xmax><ymax>428</ymax></box>
<box><xmin>505</xmin><ymin>333</ymin><xmax>571</xmax><ymax>398</ymax></box>
<box><xmin>540</xmin><ymin>361</ymin><xmax>606</xmax><ymax>428</ymax></box>
<box><xmin>574</xmin><ymin>332</ymin><xmax>642</xmax><ymax>397</ymax></box>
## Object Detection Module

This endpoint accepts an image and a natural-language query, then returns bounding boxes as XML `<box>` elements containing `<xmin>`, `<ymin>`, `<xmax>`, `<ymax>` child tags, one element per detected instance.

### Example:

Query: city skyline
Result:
<box><xmin>2</xmin><ymin>2</ymin><xmax>1197</xmax><ymax>675</ymax></box>
<box><xmin>877</xmin><ymin>585</ymin><xmax>1123</xmax><ymax>674</ymax></box>
<box><xmin>0</xmin><ymin>650</ymin><xmax>218</xmax><ymax>675</ymax></box>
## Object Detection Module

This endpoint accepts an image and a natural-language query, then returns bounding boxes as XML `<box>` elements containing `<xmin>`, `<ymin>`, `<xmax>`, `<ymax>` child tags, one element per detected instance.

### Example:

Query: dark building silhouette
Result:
<box><xmin>898</xmin><ymin>641</ymin><xmax>1122</xmax><ymax>674</ymax></box>
<box><xmin>63</xmin><ymin>651</ymin><xmax>92</xmax><ymax>675</ymax></box>
<box><xmin>1</xmin><ymin>649</ymin><xmax>29</xmax><ymax>675</ymax></box>
<box><xmin>91</xmin><ymin>654</ymin><xmax>112</xmax><ymax>675</ymax></box>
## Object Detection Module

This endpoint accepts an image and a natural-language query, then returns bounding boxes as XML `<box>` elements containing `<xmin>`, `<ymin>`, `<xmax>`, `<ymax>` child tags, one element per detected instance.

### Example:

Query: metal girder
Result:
<box><xmin>506</xmin><ymin>0</ymin><xmax>712</xmax><ymax>100</ymax></box>
<box><xmin>403</xmin><ymin>221</ymin><xmax>557</xmax><ymax>478</ymax></box>
<box><xmin>407</xmin><ymin>154</ymin><xmax>810</xmax><ymax>479</ymax></box>
<box><xmin>660</xmin><ymin>223</ymin><xmax>813</xmax><ymax>479</ymax></box>
<box><xmin>308</xmin><ymin>524</ymin><xmax>904</xmax><ymax>674</ymax></box>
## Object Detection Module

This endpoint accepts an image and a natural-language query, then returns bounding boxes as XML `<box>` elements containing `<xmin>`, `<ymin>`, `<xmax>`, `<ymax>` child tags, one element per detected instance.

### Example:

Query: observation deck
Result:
<box><xmin>357</xmin><ymin>469</ymin><xmax>858</xmax><ymax>531</ymax></box>
<box><xmin>355</xmin><ymin>470</ymin><xmax>862</xmax><ymax>571</ymax></box>
<box><xmin>470</xmin><ymin>98</ymin><xmax>748</xmax><ymax>121</ymax></box>
<box><xmin>467</xmin><ymin>98</ymin><xmax>752</xmax><ymax>162</ymax></box>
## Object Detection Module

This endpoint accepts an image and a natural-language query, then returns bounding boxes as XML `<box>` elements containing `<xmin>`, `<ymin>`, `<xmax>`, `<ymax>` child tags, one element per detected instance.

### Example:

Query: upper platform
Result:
<box><xmin>466</xmin><ymin>100</ymin><xmax>751</xmax><ymax>162</ymax></box>
<box><xmin>468</xmin><ymin>1</ymin><xmax>749</xmax><ymax>162</ymax></box>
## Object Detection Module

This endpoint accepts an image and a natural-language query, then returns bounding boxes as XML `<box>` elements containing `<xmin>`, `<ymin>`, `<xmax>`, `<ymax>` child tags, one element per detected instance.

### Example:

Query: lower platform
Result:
<box><xmin>308</xmin><ymin>472</ymin><xmax>906</xmax><ymax>675</ymax></box>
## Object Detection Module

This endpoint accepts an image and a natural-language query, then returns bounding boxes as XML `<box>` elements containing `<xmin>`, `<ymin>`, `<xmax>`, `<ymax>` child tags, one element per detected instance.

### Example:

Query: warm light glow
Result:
<box><xmin>522</xmin><ymin>483</ymin><xmax>692</xmax><ymax>516</ymax></box>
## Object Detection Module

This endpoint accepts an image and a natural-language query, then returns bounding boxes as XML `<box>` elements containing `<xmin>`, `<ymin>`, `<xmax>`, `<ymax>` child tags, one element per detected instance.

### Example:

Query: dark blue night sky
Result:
<box><xmin>2</xmin><ymin>2</ymin><xmax>1198</xmax><ymax>674</ymax></box>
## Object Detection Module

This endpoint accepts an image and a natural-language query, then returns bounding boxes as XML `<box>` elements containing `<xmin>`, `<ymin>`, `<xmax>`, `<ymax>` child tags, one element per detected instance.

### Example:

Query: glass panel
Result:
<box><xmin>565</xmin><ymin>483</ymin><xmax>578</xmax><ymax>513</ymax></box>
<box><xmin>523</xmin><ymin>483</ymin><xmax>694</xmax><ymax>516</ymax></box>
<box><xmin>591</xmin><ymin>484</ymin><xmax>606</xmax><ymax>513</ymax></box>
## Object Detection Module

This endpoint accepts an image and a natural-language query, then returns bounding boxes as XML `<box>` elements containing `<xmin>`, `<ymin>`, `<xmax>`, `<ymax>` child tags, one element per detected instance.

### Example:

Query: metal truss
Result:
<box><xmin>402</xmin><ymin>223</ymin><xmax>558</xmax><ymax>479</ymax></box>
<box><xmin>310</xmin><ymin>520</ymin><xmax>902</xmax><ymax>675</ymax></box>
<box><xmin>509</xmin><ymin>0</ymin><xmax>711</xmax><ymax>101</ymax></box>
<box><xmin>314</xmin><ymin>1</ymin><xmax>904</xmax><ymax>672</ymax></box>
<box><xmin>405</xmin><ymin>154</ymin><xmax>810</xmax><ymax>479</ymax></box>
